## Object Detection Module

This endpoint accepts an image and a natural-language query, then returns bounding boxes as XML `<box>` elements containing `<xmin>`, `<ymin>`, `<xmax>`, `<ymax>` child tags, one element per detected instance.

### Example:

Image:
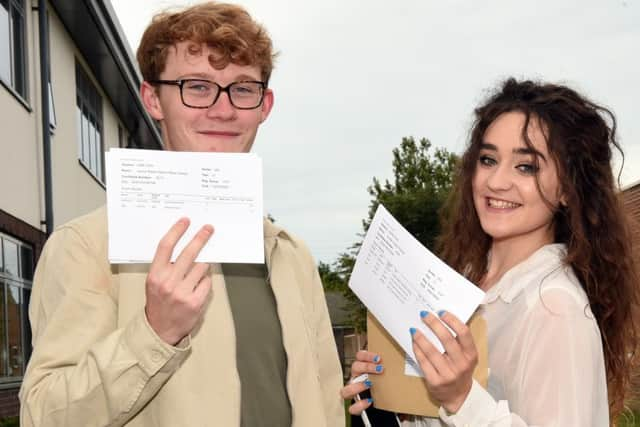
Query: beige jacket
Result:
<box><xmin>20</xmin><ymin>207</ymin><xmax>345</xmax><ymax>427</ymax></box>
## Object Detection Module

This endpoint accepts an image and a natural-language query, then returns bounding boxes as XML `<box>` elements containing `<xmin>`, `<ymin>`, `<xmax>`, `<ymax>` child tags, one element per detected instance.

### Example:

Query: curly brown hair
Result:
<box><xmin>438</xmin><ymin>78</ymin><xmax>640</xmax><ymax>422</ymax></box>
<box><xmin>136</xmin><ymin>2</ymin><xmax>276</xmax><ymax>84</ymax></box>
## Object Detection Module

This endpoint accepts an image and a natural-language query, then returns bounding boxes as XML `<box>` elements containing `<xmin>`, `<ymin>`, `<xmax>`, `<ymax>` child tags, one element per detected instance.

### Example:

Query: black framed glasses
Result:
<box><xmin>149</xmin><ymin>79</ymin><xmax>266</xmax><ymax>110</ymax></box>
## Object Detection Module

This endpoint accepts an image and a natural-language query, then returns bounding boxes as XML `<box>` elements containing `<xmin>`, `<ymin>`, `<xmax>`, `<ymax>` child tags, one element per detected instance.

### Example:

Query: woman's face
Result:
<box><xmin>472</xmin><ymin>111</ymin><xmax>563</xmax><ymax>248</ymax></box>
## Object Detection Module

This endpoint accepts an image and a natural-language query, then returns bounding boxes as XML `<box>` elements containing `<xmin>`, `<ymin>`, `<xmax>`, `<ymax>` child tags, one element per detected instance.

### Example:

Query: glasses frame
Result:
<box><xmin>149</xmin><ymin>79</ymin><xmax>267</xmax><ymax>110</ymax></box>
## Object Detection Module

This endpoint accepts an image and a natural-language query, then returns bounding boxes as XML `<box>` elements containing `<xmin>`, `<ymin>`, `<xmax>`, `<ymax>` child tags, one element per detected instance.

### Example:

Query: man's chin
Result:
<box><xmin>195</xmin><ymin>138</ymin><xmax>252</xmax><ymax>154</ymax></box>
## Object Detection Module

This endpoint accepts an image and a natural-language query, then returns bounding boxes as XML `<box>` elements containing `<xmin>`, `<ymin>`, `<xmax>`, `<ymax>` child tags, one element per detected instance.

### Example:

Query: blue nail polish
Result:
<box><xmin>367</xmin><ymin>397</ymin><xmax>374</xmax><ymax>404</ymax></box>
<box><xmin>409</xmin><ymin>327</ymin><xmax>417</xmax><ymax>336</ymax></box>
<box><xmin>364</xmin><ymin>380</ymin><xmax>372</xmax><ymax>387</ymax></box>
<box><xmin>420</xmin><ymin>310</ymin><xmax>429</xmax><ymax>318</ymax></box>
<box><xmin>375</xmin><ymin>365</ymin><xmax>383</xmax><ymax>372</ymax></box>
<box><xmin>373</xmin><ymin>355</ymin><xmax>380</xmax><ymax>363</ymax></box>
<box><xmin>438</xmin><ymin>310</ymin><xmax>446</xmax><ymax>317</ymax></box>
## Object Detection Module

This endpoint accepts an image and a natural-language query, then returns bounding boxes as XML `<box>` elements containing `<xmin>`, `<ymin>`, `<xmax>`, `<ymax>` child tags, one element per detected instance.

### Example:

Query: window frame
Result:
<box><xmin>0</xmin><ymin>232</ymin><xmax>34</xmax><ymax>385</ymax></box>
<box><xmin>75</xmin><ymin>62</ymin><xmax>104</xmax><ymax>183</ymax></box>
<box><xmin>0</xmin><ymin>0</ymin><xmax>28</xmax><ymax>103</ymax></box>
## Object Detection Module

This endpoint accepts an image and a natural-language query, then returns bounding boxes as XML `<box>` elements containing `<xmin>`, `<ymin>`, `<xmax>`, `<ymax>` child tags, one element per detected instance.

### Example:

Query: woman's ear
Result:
<box><xmin>559</xmin><ymin>193</ymin><xmax>568</xmax><ymax>208</ymax></box>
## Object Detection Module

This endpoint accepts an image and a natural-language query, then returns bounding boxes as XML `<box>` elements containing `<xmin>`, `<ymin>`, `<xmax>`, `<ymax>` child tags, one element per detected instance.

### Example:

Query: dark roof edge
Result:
<box><xmin>48</xmin><ymin>0</ymin><xmax>162</xmax><ymax>149</ymax></box>
<box><xmin>87</xmin><ymin>0</ymin><xmax>162</xmax><ymax>149</ymax></box>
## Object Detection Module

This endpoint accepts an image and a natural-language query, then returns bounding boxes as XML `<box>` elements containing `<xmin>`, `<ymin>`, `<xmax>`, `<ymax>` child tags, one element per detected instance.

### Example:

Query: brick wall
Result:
<box><xmin>622</xmin><ymin>183</ymin><xmax>640</xmax><ymax>410</ymax></box>
<box><xmin>0</xmin><ymin>210</ymin><xmax>46</xmax><ymax>262</ymax></box>
<box><xmin>0</xmin><ymin>388</ymin><xmax>20</xmax><ymax>419</ymax></box>
<box><xmin>622</xmin><ymin>183</ymin><xmax>640</xmax><ymax>269</ymax></box>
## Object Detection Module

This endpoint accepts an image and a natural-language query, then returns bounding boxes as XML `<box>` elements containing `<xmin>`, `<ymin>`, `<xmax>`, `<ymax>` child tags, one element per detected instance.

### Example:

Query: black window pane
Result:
<box><xmin>22</xmin><ymin>288</ymin><xmax>31</xmax><ymax>365</ymax></box>
<box><xmin>3</xmin><ymin>239</ymin><xmax>18</xmax><ymax>277</ymax></box>
<box><xmin>20</xmin><ymin>245</ymin><xmax>33</xmax><ymax>281</ymax></box>
<box><xmin>0</xmin><ymin>281</ymin><xmax>7</xmax><ymax>377</ymax></box>
<box><xmin>82</xmin><ymin>107</ymin><xmax>90</xmax><ymax>163</ymax></box>
<box><xmin>0</xmin><ymin>1</ymin><xmax>10</xmax><ymax>84</ymax></box>
<box><xmin>96</xmin><ymin>128</ymin><xmax>103</xmax><ymax>180</ymax></box>
<box><xmin>11</xmin><ymin>6</ymin><xmax>25</xmax><ymax>97</ymax></box>
<box><xmin>6</xmin><ymin>283</ymin><xmax>22</xmax><ymax>377</ymax></box>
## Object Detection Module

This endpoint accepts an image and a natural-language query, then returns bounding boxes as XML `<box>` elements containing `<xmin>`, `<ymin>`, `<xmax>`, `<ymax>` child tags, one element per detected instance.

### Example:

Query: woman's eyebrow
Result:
<box><xmin>481</xmin><ymin>141</ymin><xmax>547</xmax><ymax>162</ymax></box>
<box><xmin>513</xmin><ymin>146</ymin><xmax>547</xmax><ymax>163</ymax></box>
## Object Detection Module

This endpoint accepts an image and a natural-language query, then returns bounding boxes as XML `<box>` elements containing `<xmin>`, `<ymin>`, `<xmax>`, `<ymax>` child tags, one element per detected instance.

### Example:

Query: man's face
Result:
<box><xmin>141</xmin><ymin>42</ymin><xmax>273</xmax><ymax>153</ymax></box>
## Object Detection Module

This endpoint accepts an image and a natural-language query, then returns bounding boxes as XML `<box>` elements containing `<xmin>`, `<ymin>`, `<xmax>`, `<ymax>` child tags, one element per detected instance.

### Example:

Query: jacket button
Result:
<box><xmin>151</xmin><ymin>350</ymin><xmax>162</xmax><ymax>363</ymax></box>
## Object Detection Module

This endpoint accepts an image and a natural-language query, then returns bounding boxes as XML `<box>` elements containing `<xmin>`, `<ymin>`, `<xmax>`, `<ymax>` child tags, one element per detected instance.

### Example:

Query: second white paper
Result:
<box><xmin>349</xmin><ymin>204</ymin><xmax>485</xmax><ymax>365</ymax></box>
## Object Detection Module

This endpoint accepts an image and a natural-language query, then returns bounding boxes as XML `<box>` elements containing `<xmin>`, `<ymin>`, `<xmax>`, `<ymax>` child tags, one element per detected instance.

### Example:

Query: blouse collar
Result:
<box><xmin>483</xmin><ymin>243</ymin><xmax>567</xmax><ymax>304</ymax></box>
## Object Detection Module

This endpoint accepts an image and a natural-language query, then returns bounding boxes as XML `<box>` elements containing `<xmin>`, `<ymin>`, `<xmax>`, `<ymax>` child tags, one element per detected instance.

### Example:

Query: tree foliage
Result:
<box><xmin>322</xmin><ymin>137</ymin><xmax>458</xmax><ymax>331</ymax></box>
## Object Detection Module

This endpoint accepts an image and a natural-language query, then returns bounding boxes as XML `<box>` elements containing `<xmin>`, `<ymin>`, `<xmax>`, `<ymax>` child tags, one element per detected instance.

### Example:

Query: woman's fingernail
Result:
<box><xmin>420</xmin><ymin>310</ymin><xmax>429</xmax><ymax>318</ymax></box>
<box><xmin>367</xmin><ymin>398</ymin><xmax>374</xmax><ymax>404</ymax></box>
<box><xmin>409</xmin><ymin>327</ymin><xmax>417</xmax><ymax>336</ymax></box>
<box><xmin>375</xmin><ymin>365</ymin><xmax>384</xmax><ymax>373</ymax></box>
<box><xmin>373</xmin><ymin>355</ymin><xmax>380</xmax><ymax>363</ymax></box>
<box><xmin>438</xmin><ymin>310</ymin><xmax>446</xmax><ymax>317</ymax></box>
<box><xmin>364</xmin><ymin>380</ymin><xmax>372</xmax><ymax>387</ymax></box>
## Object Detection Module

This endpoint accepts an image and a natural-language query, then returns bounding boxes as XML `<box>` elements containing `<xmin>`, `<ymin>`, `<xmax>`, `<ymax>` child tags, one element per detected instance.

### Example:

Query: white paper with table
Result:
<box><xmin>105</xmin><ymin>148</ymin><xmax>263</xmax><ymax>264</ymax></box>
<box><xmin>349</xmin><ymin>204</ymin><xmax>485</xmax><ymax>371</ymax></box>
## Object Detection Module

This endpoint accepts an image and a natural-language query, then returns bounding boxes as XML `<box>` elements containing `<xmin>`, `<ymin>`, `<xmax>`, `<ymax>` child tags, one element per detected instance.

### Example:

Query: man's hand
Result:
<box><xmin>145</xmin><ymin>218</ymin><xmax>214</xmax><ymax>345</ymax></box>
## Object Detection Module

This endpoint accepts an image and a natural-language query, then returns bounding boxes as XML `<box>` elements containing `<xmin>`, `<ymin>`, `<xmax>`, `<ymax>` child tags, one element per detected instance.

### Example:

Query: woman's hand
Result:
<box><xmin>411</xmin><ymin>310</ymin><xmax>478</xmax><ymax>414</ymax></box>
<box><xmin>340</xmin><ymin>350</ymin><xmax>384</xmax><ymax>415</ymax></box>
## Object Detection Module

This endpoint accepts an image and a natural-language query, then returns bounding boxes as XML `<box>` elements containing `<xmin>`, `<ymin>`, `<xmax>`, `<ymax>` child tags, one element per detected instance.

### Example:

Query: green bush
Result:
<box><xmin>0</xmin><ymin>416</ymin><xmax>19</xmax><ymax>427</ymax></box>
<box><xmin>619</xmin><ymin>410</ymin><xmax>640</xmax><ymax>427</ymax></box>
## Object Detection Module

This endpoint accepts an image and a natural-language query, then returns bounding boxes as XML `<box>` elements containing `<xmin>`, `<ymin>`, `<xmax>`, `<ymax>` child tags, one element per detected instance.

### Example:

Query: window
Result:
<box><xmin>76</xmin><ymin>63</ymin><xmax>103</xmax><ymax>181</ymax></box>
<box><xmin>0</xmin><ymin>0</ymin><xmax>27</xmax><ymax>98</ymax></box>
<box><xmin>0</xmin><ymin>232</ymin><xmax>33</xmax><ymax>382</ymax></box>
<box><xmin>118</xmin><ymin>124</ymin><xmax>127</xmax><ymax>148</ymax></box>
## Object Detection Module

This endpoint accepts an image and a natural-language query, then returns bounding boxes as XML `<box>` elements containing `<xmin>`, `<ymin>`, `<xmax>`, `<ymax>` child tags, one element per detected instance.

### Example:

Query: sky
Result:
<box><xmin>110</xmin><ymin>0</ymin><xmax>640</xmax><ymax>264</ymax></box>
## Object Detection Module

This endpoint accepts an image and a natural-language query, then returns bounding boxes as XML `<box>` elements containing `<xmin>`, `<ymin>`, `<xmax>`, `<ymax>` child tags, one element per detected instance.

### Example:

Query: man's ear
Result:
<box><xmin>259</xmin><ymin>89</ymin><xmax>274</xmax><ymax>124</ymax></box>
<box><xmin>140</xmin><ymin>81</ymin><xmax>164</xmax><ymax>120</ymax></box>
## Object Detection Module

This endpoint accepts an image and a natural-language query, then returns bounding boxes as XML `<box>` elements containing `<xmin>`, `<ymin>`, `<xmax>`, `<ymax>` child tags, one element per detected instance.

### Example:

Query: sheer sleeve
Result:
<box><xmin>436</xmin><ymin>287</ymin><xmax>608</xmax><ymax>427</ymax></box>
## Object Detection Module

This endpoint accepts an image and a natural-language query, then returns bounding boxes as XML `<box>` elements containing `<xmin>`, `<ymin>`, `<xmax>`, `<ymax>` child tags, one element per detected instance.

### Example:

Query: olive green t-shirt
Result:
<box><xmin>222</xmin><ymin>263</ymin><xmax>291</xmax><ymax>427</ymax></box>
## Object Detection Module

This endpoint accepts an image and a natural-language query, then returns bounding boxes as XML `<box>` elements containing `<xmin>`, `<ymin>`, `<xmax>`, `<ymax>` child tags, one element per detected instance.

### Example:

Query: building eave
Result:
<box><xmin>48</xmin><ymin>0</ymin><xmax>162</xmax><ymax>149</ymax></box>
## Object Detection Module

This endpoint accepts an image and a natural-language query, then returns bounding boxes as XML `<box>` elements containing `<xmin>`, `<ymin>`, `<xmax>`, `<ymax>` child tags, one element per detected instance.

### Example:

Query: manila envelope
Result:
<box><xmin>367</xmin><ymin>311</ymin><xmax>488</xmax><ymax>417</ymax></box>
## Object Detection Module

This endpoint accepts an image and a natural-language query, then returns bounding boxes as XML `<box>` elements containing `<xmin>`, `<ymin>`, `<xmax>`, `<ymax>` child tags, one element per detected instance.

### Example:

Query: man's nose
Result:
<box><xmin>206</xmin><ymin>91</ymin><xmax>236</xmax><ymax>120</ymax></box>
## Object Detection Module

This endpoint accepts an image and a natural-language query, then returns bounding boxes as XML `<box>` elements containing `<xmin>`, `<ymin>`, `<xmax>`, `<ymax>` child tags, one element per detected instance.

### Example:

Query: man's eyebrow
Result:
<box><xmin>178</xmin><ymin>73</ymin><xmax>260</xmax><ymax>82</ymax></box>
<box><xmin>480</xmin><ymin>142</ymin><xmax>547</xmax><ymax>162</ymax></box>
<box><xmin>178</xmin><ymin>72</ymin><xmax>212</xmax><ymax>79</ymax></box>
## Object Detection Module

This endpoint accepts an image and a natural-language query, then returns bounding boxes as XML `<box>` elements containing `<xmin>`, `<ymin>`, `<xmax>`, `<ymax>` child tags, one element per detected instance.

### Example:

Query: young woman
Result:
<box><xmin>342</xmin><ymin>78</ymin><xmax>640</xmax><ymax>426</ymax></box>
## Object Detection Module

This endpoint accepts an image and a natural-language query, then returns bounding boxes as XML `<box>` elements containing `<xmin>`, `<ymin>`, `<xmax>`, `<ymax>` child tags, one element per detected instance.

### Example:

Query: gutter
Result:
<box><xmin>38</xmin><ymin>0</ymin><xmax>54</xmax><ymax>235</ymax></box>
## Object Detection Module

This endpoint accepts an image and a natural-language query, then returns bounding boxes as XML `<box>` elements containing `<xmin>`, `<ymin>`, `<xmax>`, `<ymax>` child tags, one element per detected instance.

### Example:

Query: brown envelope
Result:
<box><xmin>367</xmin><ymin>311</ymin><xmax>488</xmax><ymax>417</ymax></box>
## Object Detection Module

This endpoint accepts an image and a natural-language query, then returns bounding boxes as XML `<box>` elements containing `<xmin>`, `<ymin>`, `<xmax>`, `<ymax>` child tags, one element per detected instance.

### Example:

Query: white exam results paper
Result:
<box><xmin>349</xmin><ymin>204</ymin><xmax>485</xmax><ymax>364</ymax></box>
<box><xmin>105</xmin><ymin>148</ymin><xmax>263</xmax><ymax>264</ymax></box>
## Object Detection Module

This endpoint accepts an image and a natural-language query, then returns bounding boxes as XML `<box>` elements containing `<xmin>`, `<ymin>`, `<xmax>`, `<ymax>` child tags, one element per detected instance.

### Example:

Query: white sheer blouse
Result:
<box><xmin>406</xmin><ymin>244</ymin><xmax>608</xmax><ymax>427</ymax></box>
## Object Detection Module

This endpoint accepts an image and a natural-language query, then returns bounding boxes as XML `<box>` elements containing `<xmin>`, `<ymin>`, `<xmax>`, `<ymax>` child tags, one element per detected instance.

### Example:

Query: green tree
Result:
<box><xmin>323</xmin><ymin>137</ymin><xmax>458</xmax><ymax>331</ymax></box>
<box><xmin>318</xmin><ymin>261</ymin><xmax>343</xmax><ymax>292</ymax></box>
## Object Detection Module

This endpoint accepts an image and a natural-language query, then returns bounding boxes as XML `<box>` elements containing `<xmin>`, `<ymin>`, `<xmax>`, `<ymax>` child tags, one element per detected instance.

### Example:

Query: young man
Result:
<box><xmin>19</xmin><ymin>3</ymin><xmax>344</xmax><ymax>426</ymax></box>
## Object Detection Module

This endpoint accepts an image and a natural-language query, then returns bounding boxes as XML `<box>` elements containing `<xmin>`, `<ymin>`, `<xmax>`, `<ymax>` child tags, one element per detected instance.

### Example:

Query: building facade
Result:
<box><xmin>0</xmin><ymin>0</ymin><xmax>160</xmax><ymax>418</ymax></box>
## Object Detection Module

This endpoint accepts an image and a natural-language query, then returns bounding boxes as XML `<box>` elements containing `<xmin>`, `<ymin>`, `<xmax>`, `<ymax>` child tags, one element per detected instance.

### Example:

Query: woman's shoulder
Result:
<box><xmin>525</xmin><ymin>261</ymin><xmax>593</xmax><ymax>319</ymax></box>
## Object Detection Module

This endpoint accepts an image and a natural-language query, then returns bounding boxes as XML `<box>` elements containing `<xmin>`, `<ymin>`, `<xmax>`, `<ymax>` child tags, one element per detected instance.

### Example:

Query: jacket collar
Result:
<box><xmin>483</xmin><ymin>243</ymin><xmax>567</xmax><ymax>304</ymax></box>
<box><xmin>263</xmin><ymin>217</ymin><xmax>295</xmax><ymax>243</ymax></box>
